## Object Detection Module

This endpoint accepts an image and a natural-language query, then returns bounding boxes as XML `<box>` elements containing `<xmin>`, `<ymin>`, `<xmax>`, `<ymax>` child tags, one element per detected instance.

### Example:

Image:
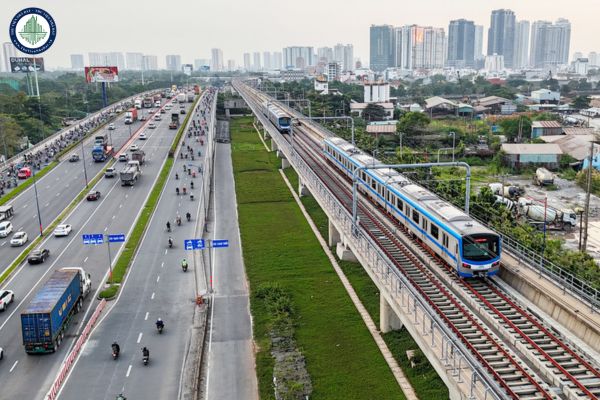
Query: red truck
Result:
<box><xmin>193</xmin><ymin>85</ymin><xmax>200</xmax><ymax>95</ymax></box>
<box><xmin>124</xmin><ymin>108</ymin><xmax>138</xmax><ymax>124</ymax></box>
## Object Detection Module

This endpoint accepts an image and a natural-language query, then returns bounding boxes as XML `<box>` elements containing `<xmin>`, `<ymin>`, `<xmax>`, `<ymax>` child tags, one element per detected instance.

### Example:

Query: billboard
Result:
<box><xmin>9</xmin><ymin>57</ymin><xmax>44</xmax><ymax>72</ymax></box>
<box><xmin>85</xmin><ymin>66</ymin><xmax>119</xmax><ymax>83</ymax></box>
<box><xmin>182</xmin><ymin>64</ymin><xmax>193</xmax><ymax>76</ymax></box>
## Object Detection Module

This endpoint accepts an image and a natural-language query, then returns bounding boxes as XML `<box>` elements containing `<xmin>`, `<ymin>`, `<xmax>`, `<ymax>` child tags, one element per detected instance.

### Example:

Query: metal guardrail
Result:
<box><xmin>236</xmin><ymin>81</ymin><xmax>505</xmax><ymax>400</ymax></box>
<box><xmin>254</xmin><ymin>83</ymin><xmax>600</xmax><ymax>313</ymax></box>
<box><xmin>1</xmin><ymin>89</ymin><xmax>160</xmax><ymax>172</ymax></box>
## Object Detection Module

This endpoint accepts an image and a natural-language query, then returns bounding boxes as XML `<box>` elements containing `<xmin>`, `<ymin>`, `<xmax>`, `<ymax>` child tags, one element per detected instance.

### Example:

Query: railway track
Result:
<box><xmin>238</xmin><ymin>83</ymin><xmax>600</xmax><ymax>399</ymax></box>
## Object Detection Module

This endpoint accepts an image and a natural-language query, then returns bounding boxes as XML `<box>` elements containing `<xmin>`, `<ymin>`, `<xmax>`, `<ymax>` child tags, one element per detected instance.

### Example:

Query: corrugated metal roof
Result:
<box><xmin>425</xmin><ymin>96</ymin><xmax>457</xmax><ymax>109</ymax></box>
<box><xmin>366</xmin><ymin>125</ymin><xmax>396</xmax><ymax>134</ymax></box>
<box><xmin>531</xmin><ymin>121</ymin><xmax>562</xmax><ymax>129</ymax></box>
<box><xmin>501</xmin><ymin>143</ymin><xmax>563</xmax><ymax>155</ymax></box>
<box><xmin>542</xmin><ymin>134</ymin><xmax>599</xmax><ymax>161</ymax></box>
<box><xmin>563</xmin><ymin>127</ymin><xmax>596</xmax><ymax>135</ymax></box>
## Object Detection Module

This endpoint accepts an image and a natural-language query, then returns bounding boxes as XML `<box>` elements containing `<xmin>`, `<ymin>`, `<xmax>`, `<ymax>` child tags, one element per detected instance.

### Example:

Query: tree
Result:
<box><xmin>0</xmin><ymin>115</ymin><xmax>24</xmax><ymax>158</ymax></box>
<box><xmin>499</xmin><ymin>116</ymin><xmax>531</xmax><ymax>142</ymax></box>
<box><xmin>397</xmin><ymin>112</ymin><xmax>430</xmax><ymax>136</ymax></box>
<box><xmin>572</xmin><ymin>95</ymin><xmax>591</xmax><ymax>110</ymax></box>
<box><xmin>362</xmin><ymin>103</ymin><xmax>387</xmax><ymax>122</ymax></box>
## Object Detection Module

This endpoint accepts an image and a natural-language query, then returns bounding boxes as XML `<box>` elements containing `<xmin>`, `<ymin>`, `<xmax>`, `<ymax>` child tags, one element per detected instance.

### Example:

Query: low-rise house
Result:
<box><xmin>531</xmin><ymin>121</ymin><xmax>562</xmax><ymax>138</ymax></box>
<box><xmin>501</xmin><ymin>143</ymin><xmax>563</xmax><ymax>170</ymax></box>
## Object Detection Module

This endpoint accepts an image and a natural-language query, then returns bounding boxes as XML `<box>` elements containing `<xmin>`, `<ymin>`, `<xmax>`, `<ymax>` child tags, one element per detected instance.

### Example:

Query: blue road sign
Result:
<box><xmin>82</xmin><ymin>233</ymin><xmax>104</xmax><ymax>245</ymax></box>
<box><xmin>108</xmin><ymin>234</ymin><xmax>126</xmax><ymax>243</ymax></box>
<box><xmin>184</xmin><ymin>239</ymin><xmax>205</xmax><ymax>250</ymax></box>
<box><xmin>212</xmin><ymin>239</ymin><xmax>229</xmax><ymax>248</ymax></box>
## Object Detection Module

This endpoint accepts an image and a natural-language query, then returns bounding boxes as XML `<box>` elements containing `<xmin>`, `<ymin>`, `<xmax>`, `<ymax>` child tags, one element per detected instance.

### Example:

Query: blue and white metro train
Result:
<box><xmin>263</xmin><ymin>102</ymin><xmax>292</xmax><ymax>133</ymax></box>
<box><xmin>323</xmin><ymin>137</ymin><xmax>501</xmax><ymax>278</ymax></box>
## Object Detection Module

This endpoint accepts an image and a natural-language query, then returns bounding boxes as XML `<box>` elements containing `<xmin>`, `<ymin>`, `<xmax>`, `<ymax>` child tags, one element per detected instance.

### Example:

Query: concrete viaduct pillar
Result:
<box><xmin>270</xmin><ymin>139</ymin><xmax>278</xmax><ymax>152</ymax></box>
<box><xmin>298</xmin><ymin>177</ymin><xmax>310</xmax><ymax>197</ymax></box>
<box><xmin>380</xmin><ymin>294</ymin><xmax>403</xmax><ymax>333</ymax></box>
<box><xmin>328</xmin><ymin>220</ymin><xmax>358</xmax><ymax>262</ymax></box>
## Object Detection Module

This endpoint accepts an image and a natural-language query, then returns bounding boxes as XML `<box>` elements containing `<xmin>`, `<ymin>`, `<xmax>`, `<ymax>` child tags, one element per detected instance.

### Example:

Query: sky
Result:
<box><xmin>1</xmin><ymin>0</ymin><xmax>599</xmax><ymax>69</ymax></box>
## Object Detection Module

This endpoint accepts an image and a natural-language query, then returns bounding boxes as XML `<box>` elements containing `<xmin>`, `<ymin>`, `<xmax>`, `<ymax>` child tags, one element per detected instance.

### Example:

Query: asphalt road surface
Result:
<box><xmin>57</xmin><ymin>97</ymin><xmax>210</xmax><ymax>400</ymax></box>
<box><xmin>203</xmin><ymin>142</ymin><xmax>258</xmax><ymax>400</ymax></box>
<box><xmin>0</xmin><ymin>99</ymin><xmax>192</xmax><ymax>399</ymax></box>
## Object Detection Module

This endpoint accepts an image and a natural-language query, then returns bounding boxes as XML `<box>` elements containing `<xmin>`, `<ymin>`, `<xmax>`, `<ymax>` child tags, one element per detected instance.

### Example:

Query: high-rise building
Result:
<box><xmin>263</xmin><ymin>52</ymin><xmax>271</xmax><ymax>70</ymax></box>
<box><xmin>126</xmin><ymin>52</ymin><xmax>144</xmax><ymax>70</ymax></box>
<box><xmin>447</xmin><ymin>19</ymin><xmax>475</xmax><ymax>68</ymax></box>
<box><xmin>333</xmin><ymin>44</ymin><xmax>345</xmax><ymax>65</ymax></box>
<box><xmin>2</xmin><ymin>42</ymin><xmax>18</xmax><ymax>72</ymax></box>
<box><xmin>488</xmin><ymin>9</ymin><xmax>516</xmax><ymax>68</ymax></box>
<box><xmin>530</xmin><ymin>19</ymin><xmax>571</xmax><ymax>68</ymax></box>
<box><xmin>485</xmin><ymin>54</ymin><xmax>505</xmax><ymax>72</ymax></box>
<box><xmin>572</xmin><ymin>52</ymin><xmax>584</xmax><ymax>61</ymax></box>
<box><xmin>393</xmin><ymin>25</ymin><xmax>446</xmax><ymax>70</ymax></box>
<box><xmin>194</xmin><ymin>59</ymin><xmax>210</xmax><ymax>71</ymax></box>
<box><xmin>327</xmin><ymin>62</ymin><xmax>340</xmax><ymax>82</ymax></box>
<box><xmin>70</xmin><ymin>54</ymin><xmax>84</xmax><ymax>70</ymax></box>
<box><xmin>589</xmin><ymin>52</ymin><xmax>599</xmax><ymax>67</ymax></box>
<box><xmin>474</xmin><ymin>25</ymin><xmax>484</xmax><ymax>61</ymax></box>
<box><xmin>227</xmin><ymin>59</ymin><xmax>236</xmax><ymax>71</ymax></box>
<box><xmin>253</xmin><ymin>52</ymin><xmax>261</xmax><ymax>71</ymax></box>
<box><xmin>243</xmin><ymin>53</ymin><xmax>251</xmax><ymax>70</ymax></box>
<box><xmin>273</xmin><ymin>52</ymin><xmax>283</xmax><ymax>69</ymax></box>
<box><xmin>343</xmin><ymin>44</ymin><xmax>354</xmax><ymax>72</ymax></box>
<box><xmin>514</xmin><ymin>21</ymin><xmax>530</xmax><ymax>68</ymax></box>
<box><xmin>211</xmin><ymin>48</ymin><xmax>224</xmax><ymax>71</ymax></box>
<box><xmin>370</xmin><ymin>25</ymin><xmax>394</xmax><ymax>71</ymax></box>
<box><xmin>317</xmin><ymin>47</ymin><xmax>333</xmax><ymax>63</ymax></box>
<box><xmin>166</xmin><ymin>55</ymin><xmax>182</xmax><ymax>71</ymax></box>
<box><xmin>282</xmin><ymin>47</ymin><xmax>314</xmax><ymax>69</ymax></box>
<box><xmin>142</xmin><ymin>55</ymin><xmax>158</xmax><ymax>70</ymax></box>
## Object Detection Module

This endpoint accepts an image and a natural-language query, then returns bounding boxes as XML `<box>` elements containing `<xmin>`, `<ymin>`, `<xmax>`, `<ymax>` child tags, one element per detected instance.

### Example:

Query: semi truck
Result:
<box><xmin>95</xmin><ymin>134</ymin><xmax>108</xmax><ymax>147</ymax></box>
<box><xmin>187</xmin><ymin>92</ymin><xmax>194</xmax><ymax>102</ymax></box>
<box><xmin>124</xmin><ymin>108</ymin><xmax>138</xmax><ymax>124</ymax></box>
<box><xmin>534</xmin><ymin>168</ymin><xmax>555</xmax><ymax>186</ymax></box>
<box><xmin>21</xmin><ymin>268</ymin><xmax>92</xmax><ymax>354</ymax></box>
<box><xmin>143</xmin><ymin>97</ymin><xmax>153</xmax><ymax>108</ymax></box>
<box><xmin>177</xmin><ymin>93</ymin><xmax>186</xmax><ymax>103</ymax></box>
<box><xmin>120</xmin><ymin>160</ymin><xmax>141</xmax><ymax>186</ymax></box>
<box><xmin>92</xmin><ymin>145</ymin><xmax>114</xmax><ymax>162</ymax></box>
<box><xmin>134</xmin><ymin>98</ymin><xmax>142</xmax><ymax>109</ymax></box>
<box><xmin>131</xmin><ymin>149</ymin><xmax>145</xmax><ymax>165</ymax></box>
<box><xmin>517</xmin><ymin>198</ymin><xmax>577</xmax><ymax>231</ymax></box>
<box><xmin>169</xmin><ymin>113</ymin><xmax>180</xmax><ymax>129</ymax></box>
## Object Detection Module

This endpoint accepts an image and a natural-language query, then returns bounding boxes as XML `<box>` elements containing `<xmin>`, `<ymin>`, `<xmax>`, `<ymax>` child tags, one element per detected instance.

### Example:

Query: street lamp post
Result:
<box><xmin>80</xmin><ymin>138</ymin><xmax>89</xmax><ymax>187</ymax></box>
<box><xmin>31</xmin><ymin>168</ymin><xmax>43</xmax><ymax>237</ymax></box>
<box><xmin>449</xmin><ymin>131</ymin><xmax>456</xmax><ymax>163</ymax></box>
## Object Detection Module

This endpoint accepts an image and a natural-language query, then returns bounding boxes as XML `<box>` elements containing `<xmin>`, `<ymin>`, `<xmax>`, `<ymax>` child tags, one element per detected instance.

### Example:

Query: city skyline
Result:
<box><xmin>1</xmin><ymin>0</ymin><xmax>598</xmax><ymax>69</ymax></box>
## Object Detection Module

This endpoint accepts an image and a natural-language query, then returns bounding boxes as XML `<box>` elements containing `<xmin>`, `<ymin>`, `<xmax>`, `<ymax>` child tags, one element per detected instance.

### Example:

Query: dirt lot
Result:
<box><xmin>498</xmin><ymin>175</ymin><xmax>600</xmax><ymax>258</ymax></box>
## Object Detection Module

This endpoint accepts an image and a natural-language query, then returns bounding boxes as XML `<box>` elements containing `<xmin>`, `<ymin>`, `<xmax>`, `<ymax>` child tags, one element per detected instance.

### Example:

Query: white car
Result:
<box><xmin>108</xmin><ymin>123</ymin><xmax>115</xmax><ymax>130</ymax></box>
<box><xmin>154</xmin><ymin>114</ymin><xmax>161</xmax><ymax>121</ymax></box>
<box><xmin>0</xmin><ymin>290</ymin><xmax>14</xmax><ymax>311</ymax></box>
<box><xmin>53</xmin><ymin>224</ymin><xmax>72</xmax><ymax>237</ymax></box>
<box><xmin>139</xmin><ymin>132</ymin><xmax>147</xmax><ymax>140</ymax></box>
<box><xmin>10</xmin><ymin>231</ymin><xmax>28</xmax><ymax>247</ymax></box>
<box><xmin>148</xmin><ymin>122</ymin><xmax>156</xmax><ymax>129</ymax></box>
<box><xmin>130</xmin><ymin>144</ymin><xmax>139</xmax><ymax>151</ymax></box>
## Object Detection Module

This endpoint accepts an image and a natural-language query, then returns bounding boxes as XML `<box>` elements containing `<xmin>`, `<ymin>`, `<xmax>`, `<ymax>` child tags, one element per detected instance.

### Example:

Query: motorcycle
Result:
<box><xmin>111</xmin><ymin>344</ymin><xmax>120</xmax><ymax>360</ymax></box>
<box><xmin>176</xmin><ymin>216</ymin><xmax>182</xmax><ymax>226</ymax></box>
<box><xmin>182</xmin><ymin>187</ymin><xmax>187</xmax><ymax>195</ymax></box>
<box><xmin>176</xmin><ymin>187</ymin><xmax>180</xmax><ymax>195</ymax></box>
<box><xmin>156</xmin><ymin>321</ymin><xmax>164</xmax><ymax>334</ymax></box>
<box><xmin>175</xmin><ymin>173</ymin><xmax>179</xmax><ymax>180</ymax></box>
<box><xmin>168</xmin><ymin>237</ymin><xmax>173</xmax><ymax>248</ymax></box>
<box><xmin>166</xmin><ymin>222</ymin><xmax>171</xmax><ymax>232</ymax></box>
<box><xmin>190</xmin><ymin>193</ymin><xmax>194</xmax><ymax>201</ymax></box>
<box><xmin>190</xmin><ymin>181</ymin><xmax>194</xmax><ymax>189</ymax></box>
<box><xmin>186</xmin><ymin>212</ymin><xmax>191</xmax><ymax>222</ymax></box>
<box><xmin>182</xmin><ymin>261</ymin><xmax>188</xmax><ymax>272</ymax></box>
<box><xmin>142</xmin><ymin>348</ymin><xmax>150</xmax><ymax>366</ymax></box>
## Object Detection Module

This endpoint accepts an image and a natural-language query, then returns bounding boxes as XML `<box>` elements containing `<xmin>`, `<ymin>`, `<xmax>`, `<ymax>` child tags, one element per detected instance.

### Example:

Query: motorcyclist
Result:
<box><xmin>166</xmin><ymin>221</ymin><xmax>171</xmax><ymax>232</ymax></box>
<box><xmin>142</xmin><ymin>346</ymin><xmax>150</xmax><ymax>359</ymax></box>
<box><xmin>176</xmin><ymin>215</ymin><xmax>182</xmax><ymax>225</ymax></box>
<box><xmin>176</xmin><ymin>187</ymin><xmax>180</xmax><ymax>195</ymax></box>
<box><xmin>112</xmin><ymin>342</ymin><xmax>120</xmax><ymax>356</ymax></box>
<box><xmin>156</xmin><ymin>318</ymin><xmax>164</xmax><ymax>330</ymax></box>
<box><xmin>186</xmin><ymin>212</ymin><xmax>191</xmax><ymax>221</ymax></box>
<box><xmin>190</xmin><ymin>181</ymin><xmax>194</xmax><ymax>189</ymax></box>
<box><xmin>175</xmin><ymin>173</ymin><xmax>179</xmax><ymax>180</ymax></box>
<box><xmin>181</xmin><ymin>258</ymin><xmax>188</xmax><ymax>269</ymax></box>
<box><xmin>168</xmin><ymin>236</ymin><xmax>173</xmax><ymax>248</ymax></box>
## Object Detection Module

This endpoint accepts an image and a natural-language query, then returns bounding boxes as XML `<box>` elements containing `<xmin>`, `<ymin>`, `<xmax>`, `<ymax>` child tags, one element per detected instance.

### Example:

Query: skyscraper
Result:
<box><xmin>227</xmin><ymin>59</ymin><xmax>236</xmax><ymax>71</ymax></box>
<box><xmin>370</xmin><ymin>25</ymin><xmax>394</xmax><ymax>71</ymax></box>
<box><xmin>2</xmin><ymin>42</ymin><xmax>18</xmax><ymax>72</ymax></box>
<box><xmin>393</xmin><ymin>25</ymin><xmax>446</xmax><ymax>70</ymax></box>
<box><xmin>589</xmin><ymin>52</ymin><xmax>599</xmax><ymax>67</ymax></box>
<box><xmin>488</xmin><ymin>9</ymin><xmax>516</xmax><ymax>68</ymax></box>
<box><xmin>530</xmin><ymin>19</ymin><xmax>571</xmax><ymax>68</ymax></box>
<box><xmin>243</xmin><ymin>53</ymin><xmax>251</xmax><ymax>71</ymax></box>
<box><xmin>70</xmin><ymin>54</ymin><xmax>84</xmax><ymax>70</ymax></box>
<box><xmin>514</xmin><ymin>21</ymin><xmax>530</xmax><ymax>68</ymax></box>
<box><xmin>211</xmin><ymin>48</ymin><xmax>224</xmax><ymax>71</ymax></box>
<box><xmin>333</xmin><ymin>44</ymin><xmax>345</xmax><ymax>66</ymax></box>
<box><xmin>317</xmin><ymin>47</ymin><xmax>333</xmax><ymax>63</ymax></box>
<box><xmin>166</xmin><ymin>55</ymin><xmax>182</xmax><ymax>71</ymax></box>
<box><xmin>253</xmin><ymin>52</ymin><xmax>261</xmax><ymax>71</ymax></box>
<box><xmin>474</xmin><ymin>25</ymin><xmax>484</xmax><ymax>61</ymax></box>
<box><xmin>263</xmin><ymin>52</ymin><xmax>271</xmax><ymax>70</ymax></box>
<box><xmin>193</xmin><ymin>59</ymin><xmax>209</xmax><ymax>71</ymax></box>
<box><xmin>447</xmin><ymin>19</ymin><xmax>475</xmax><ymax>68</ymax></box>
<box><xmin>126</xmin><ymin>52</ymin><xmax>144</xmax><ymax>70</ymax></box>
<box><xmin>343</xmin><ymin>44</ymin><xmax>354</xmax><ymax>72</ymax></box>
<box><xmin>273</xmin><ymin>52</ymin><xmax>283</xmax><ymax>70</ymax></box>
<box><xmin>282</xmin><ymin>47</ymin><xmax>314</xmax><ymax>69</ymax></box>
<box><xmin>142</xmin><ymin>55</ymin><xmax>158</xmax><ymax>71</ymax></box>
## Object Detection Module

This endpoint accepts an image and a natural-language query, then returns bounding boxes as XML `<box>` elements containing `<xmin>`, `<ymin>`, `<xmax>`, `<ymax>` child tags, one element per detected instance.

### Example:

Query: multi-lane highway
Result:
<box><xmin>55</xmin><ymin>92</ymin><xmax>214</xmax><ymax>400</ymax></box>
<box><xmin>0</xmin><ymin>98</ymin><xmax>194</xmax><ymax>399</ymax></box>
<box><xmin>0</xmin><ymin>107</ymin><xmax>154</xmax><ymax>273</ymax></box>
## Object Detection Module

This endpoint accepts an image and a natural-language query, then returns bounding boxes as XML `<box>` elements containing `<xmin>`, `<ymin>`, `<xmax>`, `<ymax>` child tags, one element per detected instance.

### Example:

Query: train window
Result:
<box><xmin>442</xmin><ymin>234</ymin><xmax>449</xmax><ymax>248</ymax></box>
<box><xmin>372</xmin><ymin>180</ymin><xmax>377</xmax><ymax>190</ymax></box>
<box><xmin>430</xmin><ymin>224</ymin><xmax>439</xmax><ymax>240</ymax></box>
<box><xmin>422</xmin><ymin>219</ymin><xmax>428</xmax><ymax>231</ymax></box>
<box><xmin>395</xmin><ymin>197</ymin><xmax>403</xmax><ymax>211</ymax></box>
<box><xmin>412</xmin><ymin>209</ymin><xmax>419</xmax><ymax>224</ymax></box>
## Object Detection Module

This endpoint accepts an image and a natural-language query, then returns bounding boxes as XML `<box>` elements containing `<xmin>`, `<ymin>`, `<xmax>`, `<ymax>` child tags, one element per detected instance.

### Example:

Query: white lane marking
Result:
<box><xmin>45</xmin><ymin>185</ymin><xmax>50</xmax><ymax>189</ymax></box>
<box><xmin>151</xmin><ymin>292</ymin><xmax>155</xmax><ymax>300</ymax></box>
<box><xmin>136</xmin><ymin>332</ymin><xmax>142</xmax><ymax>343</ymax></box>
<box><xmin>32</xmin><ymin>215</ymin><xmax>36</xmax><ymax>219</ymax></box>
<box><xmin>22</xmin><ymin>204</ymin><xmax>28</xmax><ymax>208</ymax></box>
<box><xmin>144</xmin><ymin>312</ymin><xmax>149</xmax><ymax>321</ymax></box>
<box><xmin>126</xmin><ymin>365</ymin><xmax>132</xmax><ymax>378</ymax></box>
<box><xmin>45</xmin><ymin>202</ymin><xmax>49</xmax><ymax>207</ymax></box>
<box><xmin>161</xmin><ymin>261</ymin><xmax>164</xmax><ymax>268</ymax></box>
<box><xmin>84</xmin><ymin>256</ymin><xmax>88</xmax><ymax>263</ymax></box>
<box><xmin>164</xmin><ymin>249</ymin><xmax>168</xmax><ymax>255</ymax></box>
<box><xmin>18</xmin><ymin>226</ymin><xmax>23</xmax><ymax>231</ymax></box>
<box><xmin>125</xmin><ymin>194</ymin><xmax>128</xmax><ymax>199</ymax></box>
<box><xmin>156</xmin><ymin>275</ymin><xmax>160</xmax><ymax>283</ymax></box>
<box><xmin>112</xmin><ymin>215</ymin><xmax>116</xmax><ymax>219</ymax></box>
<box><xmin>66</xmin><ymin>183</ymin><xmax>69</xmax><ymax>188</ymax></box>
<box><xmin>55</xmin><ymin>192</ymin><xmax>60</xmax><ymax>197</ymax></box>
<box><xmin>104</xmin><ymin>227</ymin><xmax>108</xmax><ymax>232</ymax></box>
<box><xmin>9</xmin><ymin>360</ymin><xmax>18</xmax><ymax>372</ymax></box>
<box><xmin>119</xmin><ymin>204</ymin><xmax>122</xmax><ymax>208</ymax></box>
<box><xmin>0</xmin><ymin>242</ymin><xmax>5</xmax><ymax>247</ymax></box>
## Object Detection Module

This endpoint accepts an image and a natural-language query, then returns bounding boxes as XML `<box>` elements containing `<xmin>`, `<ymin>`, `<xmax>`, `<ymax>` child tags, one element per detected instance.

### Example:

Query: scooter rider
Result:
<box><xmin>112</xmin><ymin>342</ymin><xmax>120</xmax><ymax>357</ymax></box>
<box><xmin>186</xmin><ymin>212</ymin><xmax>191</xmax><ymax>222</ymax></box>
<box><xmin>156</xmin><ymin>318</ymin><xmax>164</xmax><ymax>331</ymax></box>
<box><xmin>168</xmin><ymin>236</ymin><xmax>173</xmax><ymax>248</ymax></box>
<box><xmin>166</xmin><ymin>221</ymin><xmax>171</xmax><ymax>232</ymax></box>
<box><xmin>181</xmin><ymin>258</ymin><xmax>188</xmax><ymax>269</ymax></box>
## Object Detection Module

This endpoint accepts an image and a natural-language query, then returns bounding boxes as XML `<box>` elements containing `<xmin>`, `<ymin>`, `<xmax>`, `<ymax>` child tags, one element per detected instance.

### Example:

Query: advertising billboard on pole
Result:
<box><xmin>84</xmin><ymin>66</ymin><xmax>119</xmax><ymax>83</ymax></box>
<box><xmin>10</xmin><ymin>57</ymin><xmax>44</xmax><ymax>72</ymax></box>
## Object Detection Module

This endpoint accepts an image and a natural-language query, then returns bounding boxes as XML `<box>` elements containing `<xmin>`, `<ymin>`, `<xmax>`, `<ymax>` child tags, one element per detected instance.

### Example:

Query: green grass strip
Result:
<box><xmin>0</xmin><ymin>161</ymin><xmax>58</xmax><ymax>207</ymax></box>
<box><xmin>231</xmin><ymin>116</ymin><xmax>406</xmax><ymax>400</ymax></box>
<box><xmin>283</xmin><ymin>164</ymin><xmax>449</xmax><ymax>400</ymax></box>
<box><xmin>99</xmin><ymin>96</ymin><xmax>200</xmax><ymax>298</ymax></box>
<box><xmin>0</xmin><ymin>161</ymin><xmax>113</xmax><ymax>285</ymax></box>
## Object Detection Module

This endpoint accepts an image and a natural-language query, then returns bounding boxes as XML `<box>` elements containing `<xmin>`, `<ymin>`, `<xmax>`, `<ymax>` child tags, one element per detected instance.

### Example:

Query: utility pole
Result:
<box><xmin>583</xmin><ymin>141</ymin><xmax>596</xmax><ymax>251</ymax></box>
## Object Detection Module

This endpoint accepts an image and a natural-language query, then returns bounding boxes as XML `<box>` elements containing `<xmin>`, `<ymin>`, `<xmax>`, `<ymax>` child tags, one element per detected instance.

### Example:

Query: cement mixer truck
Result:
<box><xmin>517</xmin><ymin>198</ymin><xmax>577</xmax><ymax>231</ymax></box>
